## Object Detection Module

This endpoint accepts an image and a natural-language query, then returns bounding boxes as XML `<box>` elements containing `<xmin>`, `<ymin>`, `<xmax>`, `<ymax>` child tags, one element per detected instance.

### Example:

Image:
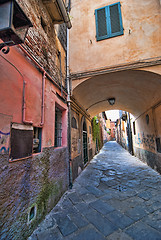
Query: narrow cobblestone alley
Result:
<box><xmin>29</xmin><ymin>142</ymin><xmax>161</xmax><ymax>240</ymax></box>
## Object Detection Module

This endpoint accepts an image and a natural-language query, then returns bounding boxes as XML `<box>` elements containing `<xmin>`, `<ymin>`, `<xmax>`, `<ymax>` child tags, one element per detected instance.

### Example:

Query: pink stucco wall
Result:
<box><xmin>0</xmin><ymin>45</ymin><xmax>67</xmax><ymax>153</ymax></box>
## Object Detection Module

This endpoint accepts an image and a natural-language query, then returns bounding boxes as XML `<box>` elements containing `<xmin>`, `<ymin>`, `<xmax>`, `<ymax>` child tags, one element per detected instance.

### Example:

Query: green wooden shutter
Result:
<box><xmin>95</xmin><ymin>2</ymin><xmax>123</xmax><ymax>41</ymax></box>
<box><xmin>95</xmin><ymin>7</ymin><xmax>108</xmax><ymax>40</ymax></box>
<box><xmin>109</xmin><ymin>2</ymin><xmax>123</xmax><ymax>37</ymax></box>
<box><xmin>110</xmin><ymin>4</ymin><xmax>121</xmax><ymax>33</ymax></box>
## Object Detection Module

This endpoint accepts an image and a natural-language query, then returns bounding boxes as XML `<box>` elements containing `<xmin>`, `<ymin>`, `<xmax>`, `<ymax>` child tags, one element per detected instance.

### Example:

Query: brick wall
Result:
<box><xmin>17</xmin><ymin>0</ymin><xmax>67</xmax><ymax>89</ymax></box>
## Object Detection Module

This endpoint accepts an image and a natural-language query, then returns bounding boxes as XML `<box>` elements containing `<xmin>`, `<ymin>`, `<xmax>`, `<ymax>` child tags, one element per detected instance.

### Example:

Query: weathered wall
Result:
<box><xmin>116</xmin><ymin>119</ymin><xmax>128</xmax><ymax>150</ymax></box>
<box><xmin>0</xmin><ymin>147</ymin><xmax>68</xmax><ymax>240</ymax></box>
<box><xmin>116</xmin><ymin>107</ymin><xmax>161</xmax><ymax>174</ymax></box>
<box><xmin>98</xmin><ymin>113</ymin><xmax>108</xmax><ymax>144</ymax></box>
<box><xmin>132</xmin><ymin>106</ymin><xmax>161</xmax><ymax>173</ymax></box>
<box><xmin>16</xmin><ymin>0</ymin><xmax>67</xmax><ymax>89</ymax></box>
<box><xmin>0</xmin><ymin>0</ymin><xmax>69</xmax><ymax>239</ymax></box>
<box><xmin>69</xmin><ymin>0</ymin><xmax>161</xmax><ymax>74</ymax></box>
<box><xmin>71</xmin><ymin>100</ymin><xmax>95</xmax><ymax>181</ymax></box>
<box><xmin>133</xmin><ymin>109</ymin><xmax>156</xmax><ymax>154</ymax></box>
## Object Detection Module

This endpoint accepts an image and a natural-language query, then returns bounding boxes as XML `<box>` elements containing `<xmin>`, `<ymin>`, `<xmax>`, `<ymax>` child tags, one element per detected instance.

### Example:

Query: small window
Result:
<box><xmin>72</xmin><ymin>117</ymin><xmax>77</xmax><ymax>129</ymax></box>
<box><xmin>55</xmin><ymin>107</ymin><xmax>62</xmax><ymax>147</ymax></box>
<box><xmin>33</xmin><ymin>127</ymin><xmax>42</xmax><ymax>153</ymax></box>
<box><xmin>83</xmin><ymin>121</ymin><xmax>87</xmax><ymax>132</ymax></box>
<box><xmin>28</xmin><ymin>204</ymin><xmax>37</xmax><ymax>224</ymax></box>
<box><xmin>95</xmin><ymin>2</ymin><xmax>123</xmax><ymax>41</ymax></box>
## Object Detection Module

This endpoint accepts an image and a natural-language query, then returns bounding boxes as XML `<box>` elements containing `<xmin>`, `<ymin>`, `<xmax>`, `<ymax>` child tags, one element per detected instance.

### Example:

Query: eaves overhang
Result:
<box><xmin>42</xmin><ymin>0</ymin><xmax>72</xmax><ymax>29</ymax></box>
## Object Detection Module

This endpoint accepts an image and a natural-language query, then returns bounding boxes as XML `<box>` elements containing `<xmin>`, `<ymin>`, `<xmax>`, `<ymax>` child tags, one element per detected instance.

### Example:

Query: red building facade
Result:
<box><xmin>0</xmin><ymin>0</ymin><xmax>71</xmax><ymax>239</ymax></box>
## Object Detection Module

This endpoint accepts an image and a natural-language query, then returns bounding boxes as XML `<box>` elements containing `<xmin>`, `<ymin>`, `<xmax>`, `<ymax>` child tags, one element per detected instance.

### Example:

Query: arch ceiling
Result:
<box><xmin>72</xmin><ymin>70</ymin><xmax>161</xmax><ymax>118</ymax></box>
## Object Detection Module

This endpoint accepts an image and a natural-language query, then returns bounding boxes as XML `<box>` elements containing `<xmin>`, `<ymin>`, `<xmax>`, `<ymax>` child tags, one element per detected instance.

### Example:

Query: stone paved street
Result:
<box><xmin>28</xmin><ymin>142</ymin><xmax>161</xmax><ymax>240</ymax></box>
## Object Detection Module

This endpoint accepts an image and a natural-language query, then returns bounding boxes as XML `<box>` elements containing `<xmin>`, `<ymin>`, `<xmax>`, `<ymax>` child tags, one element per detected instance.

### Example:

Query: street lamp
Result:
<box><xmin>107</xmin><ymin>98</ymin><xmax>115</xmax><ymax>106</ymax></box>
<box><xmin>0</xmin><ymin>0</ymin><xmax>32</xmax><ymax>54</ymax></box>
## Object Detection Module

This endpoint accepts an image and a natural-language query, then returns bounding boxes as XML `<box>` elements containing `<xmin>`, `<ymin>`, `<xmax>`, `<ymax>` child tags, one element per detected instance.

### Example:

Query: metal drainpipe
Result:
<box><xmin>18</xmin><ymin>45</ymin><xmax>67</xmax><ymax>97</ymax></box>
<box><xmin>67</xmin><ymin>2</ymin><xmax>72</xmax><ymax>188</ymax></box>
<box><xmin>127</xmin><ymin>112</ymin><xmax>134</xmax><ymax>155</ymax></box>
<box><xmin>18</xmin><ymin>45</ymin><xmax>68</xmax><ymax>128</ymax></box>
<box><xmin>40</xmin><ymin>72</ymin><xmax>46</xmax><ymax>126</ymax></box>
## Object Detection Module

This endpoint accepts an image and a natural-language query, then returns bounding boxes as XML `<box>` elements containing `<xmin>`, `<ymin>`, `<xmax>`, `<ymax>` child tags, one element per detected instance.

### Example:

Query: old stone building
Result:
<box><xmin>0</xmin><ymin>0</ymin><xmax>71</xmax><ymax>239</ymax></box>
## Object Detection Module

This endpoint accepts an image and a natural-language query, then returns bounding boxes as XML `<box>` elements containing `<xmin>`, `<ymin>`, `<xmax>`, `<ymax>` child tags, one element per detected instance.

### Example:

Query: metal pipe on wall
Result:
<box><xmin>41</xmin><ymin>72</ymin><xmax>46</xmax><ymax>126</ymax></box>
<box><xmin>67</xmin><ymin>0</ymin><xmax>73</xmax><ymax>188</ymax></box>
<box><xmin>18</xmin><ymin>45</ymin><xmax>67</xmax><ymax>96</ymax></box>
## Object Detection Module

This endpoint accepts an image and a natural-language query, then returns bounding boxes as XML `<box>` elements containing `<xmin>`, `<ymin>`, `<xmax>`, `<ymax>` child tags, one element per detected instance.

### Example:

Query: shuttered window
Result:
<box><xmin>95</xmin><ymin>2</ymin><xmax>123</xmax><ymax>41</ymax></box>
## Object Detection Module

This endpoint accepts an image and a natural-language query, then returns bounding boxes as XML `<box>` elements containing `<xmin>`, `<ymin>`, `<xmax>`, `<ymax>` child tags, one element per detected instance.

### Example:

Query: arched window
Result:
<box><xmin>72</xmin><ymin>117</ymin><xmax>77</xmax><ymax>129</ymax></box>
<box><xmin>83</xmin><ymin>121</ymin><xmax>87</xmax><ymax>131</ymax></box>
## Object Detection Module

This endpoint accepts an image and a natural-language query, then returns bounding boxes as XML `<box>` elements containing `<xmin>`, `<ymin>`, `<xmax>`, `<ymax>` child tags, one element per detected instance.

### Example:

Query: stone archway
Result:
<box><xmin>72</xmin><ymin>69</ymin><xmax>161</xmax><ymax>118</ymax></box>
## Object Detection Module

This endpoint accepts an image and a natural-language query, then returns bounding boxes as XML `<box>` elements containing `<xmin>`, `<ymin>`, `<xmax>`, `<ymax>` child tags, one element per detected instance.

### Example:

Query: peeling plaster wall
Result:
<box><xmin>132</xmin><ymin>109</ymin><xmax>156</xmax><ymax>154</ymax></box>
<box><xmin>116</xmin><ymin>107</ymin><xmax>161</xmax><ymax>174</ymax></box>
<box><xmin>0</xmin><ymin>0</ymin><xmax>69</xmax><ymax>239</ymax></box>
<box><xmin>132</xmin><ymin>105</ymin><xmax>161</xmax><ymax>174</ymax></box>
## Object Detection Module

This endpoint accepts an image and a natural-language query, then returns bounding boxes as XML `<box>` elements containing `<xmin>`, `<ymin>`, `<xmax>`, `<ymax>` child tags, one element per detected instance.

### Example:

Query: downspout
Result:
<box><xmin>18</xmin><ymin>45</ymin><xmax>67</xmax><ymax>97</ymax></box>
<box><xmin>19</xmin><ymin>45</ymin><xmax>67</xmax><ymax>128</ymax></box>
<box><xmin>67</xmin><ymin>0</ymin><xmax>72</xmax><ymax>188</ymax></box>
<box><xmin>127</xmin><ymin>112</ymin><xmax>134</xmax><ymax>155</ymax></box>
<box><xmin>119</xmin><ymin>118</ymin><xmax>121</xmax><ymax>144</ymax></box>
<box><xmin>40</xmin><ymin>72</ymin><xmax>46</xmax><ymax>126</ymax></box>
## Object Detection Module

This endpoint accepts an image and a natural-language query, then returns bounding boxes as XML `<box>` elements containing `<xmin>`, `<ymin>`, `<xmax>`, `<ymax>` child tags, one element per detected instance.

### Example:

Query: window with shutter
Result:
<box><xmin>95</xmin><ymin>2</ymin><xmax>123</xmax><ymax>41</ymax></box>
<box><xmin>97</xmin><ymin>8</ymin><xmax>107</xmax><ymax>38</ymax></box>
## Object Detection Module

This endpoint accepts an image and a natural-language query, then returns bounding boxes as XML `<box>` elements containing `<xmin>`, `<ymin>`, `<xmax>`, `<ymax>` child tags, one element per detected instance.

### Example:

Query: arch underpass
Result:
<box><xmin>72</xmin><ymin>69</ymin><xmax>161</xmax><ymax>118</ymax></box>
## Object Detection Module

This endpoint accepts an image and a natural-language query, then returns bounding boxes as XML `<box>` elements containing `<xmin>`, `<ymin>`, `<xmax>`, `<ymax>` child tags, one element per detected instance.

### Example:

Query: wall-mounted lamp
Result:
<box><xmin>107</xmin><ymin>98</ymin><xmax>115</xmax><ymax>106</ymax></box>
<box><xmin>0</xmin><ymin>0</ymin><xmax>32</xmax><ymax>54</ymax></box>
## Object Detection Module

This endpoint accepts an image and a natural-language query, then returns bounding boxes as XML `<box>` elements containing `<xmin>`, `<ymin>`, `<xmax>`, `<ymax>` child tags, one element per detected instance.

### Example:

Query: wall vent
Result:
<box><xmin>28</xmin><ymin>204</ymin><xmax>37</xmax><ymax>224</ymax></box>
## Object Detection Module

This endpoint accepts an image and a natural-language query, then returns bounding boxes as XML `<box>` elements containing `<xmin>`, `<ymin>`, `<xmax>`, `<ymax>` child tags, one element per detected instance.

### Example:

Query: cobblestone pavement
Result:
<box><xmin>28</xmin><ymin>142</ymin><xmax>161</xmax><ymax>240</ymax></box>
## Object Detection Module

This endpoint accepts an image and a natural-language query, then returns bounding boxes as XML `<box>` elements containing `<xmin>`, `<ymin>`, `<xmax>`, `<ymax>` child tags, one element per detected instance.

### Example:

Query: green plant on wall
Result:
<box><xmin>92</xmin><ymin>116</ymin><xmax>103</xmax><ymax>149</ymax></box>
